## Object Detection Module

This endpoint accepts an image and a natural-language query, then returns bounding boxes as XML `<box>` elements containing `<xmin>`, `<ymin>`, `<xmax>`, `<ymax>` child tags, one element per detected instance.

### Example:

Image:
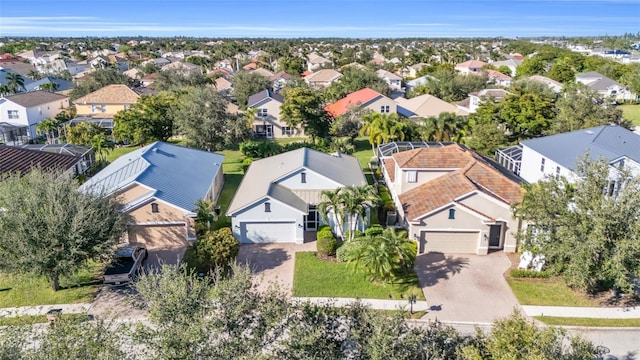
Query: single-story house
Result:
<box><xmin>81</xmin><ymin>142</ymin><xmax>224</xmax><ymax>251</ymax></box>
<box><xmin>380</xmin><ymin>143</ymin><xmax>524</xmax><ymax>255</ymax></box>
<box><xmin>227</xmin><ymin>148</ymin><xmax>367</xmax><ymax>244</ymax></box>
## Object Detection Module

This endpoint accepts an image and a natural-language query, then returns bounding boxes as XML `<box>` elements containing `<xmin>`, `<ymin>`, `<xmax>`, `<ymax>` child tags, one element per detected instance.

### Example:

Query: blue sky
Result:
<box><xmin>0</xmin><ymin>0</ymin><xmax>638</xmax><ymax>38</ymax></box>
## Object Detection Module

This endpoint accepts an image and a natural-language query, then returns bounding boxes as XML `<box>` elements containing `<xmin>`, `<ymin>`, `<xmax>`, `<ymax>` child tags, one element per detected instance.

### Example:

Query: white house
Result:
<box><xmin>576</xmin><ymin>72</ymin><xmax>633</xmax><ymax>101</ymax></box>
<box><xmin>226</xmin><ymin>148</ymin><xmax>368</xmax><ymax>244</ymax></box>
<box><xmin>496</xmin><ymin>125</ymin><xmax>640</xmax><ymax>184</ymax></box>
<box><xmin>455</xmin><ymin>60</ymin><xmax>488</xmax><ymax>75</ymax></box>
<box><xmin>247</xmin><ymin>89</ymin><xmax>303</xmax><ymax>139</ymax></box>
<box><xmin>0</xmin><ymin>91</ymin><xmax>69</xmax><ymax>142</ymax></box>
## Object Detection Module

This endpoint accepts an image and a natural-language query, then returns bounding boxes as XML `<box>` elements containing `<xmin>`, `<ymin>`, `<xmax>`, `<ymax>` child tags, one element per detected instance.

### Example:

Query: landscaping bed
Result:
<box><xmin>292</xmin><ymin>252</ymin><xmax>425</xmax><ymax>300</ymax></box>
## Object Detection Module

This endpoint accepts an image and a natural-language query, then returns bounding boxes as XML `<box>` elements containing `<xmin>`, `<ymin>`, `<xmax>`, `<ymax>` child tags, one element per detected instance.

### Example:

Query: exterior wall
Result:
<box><xmin>395</xmin><ymin>167</ymin><xmax>451</xmax><ymax>194</ymax></box>
<box><xmin>363</xmin><ymin>97</ymin><xmax>397</xmax><ymax>115</ymax></box>
<box><xmin>231</xmin><ymin>197</ymin><xmax>305</xmax><ymax>243</ymax></box>
<box><xmin>251</xmin><ymin>99</ymin><xmax>304</xmax><ymax>138</ymax></box>
<box><xmin>1</xmin><ymin>98</ymin><xmax>68</xmax><ymax>139</ymax></box>
<box><xmin>75</xmin><ymin>103</ymin><xmax>130</xmax><ymax>116</ymax></box>
<box><xmin>458</xmin><ymin>192</ymin><xmax>521</xmax><ymax>252</ymax></box>
<box><xmin>207</xmin><ymin>169</ymin><xmax>224</xmax><ymax>202</ymax></box>
<box><xmin>519</xmin><ymin>145</ymin><xmax>572</xmax><ymax>183</ymax></box>
<box><xmin>126</xmin><ymin>198</ymin><xmax>194</xmax><ymax>246</ymax></box>
<box><xmin>276</xmin><ymin>168</ymin><xmax>342</xmax><ymax>192</ymax></box>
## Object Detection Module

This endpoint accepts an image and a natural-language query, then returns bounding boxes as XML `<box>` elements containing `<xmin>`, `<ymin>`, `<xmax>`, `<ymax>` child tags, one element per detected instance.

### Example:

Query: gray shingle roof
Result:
<box><xmin>247</xmin><ymin>89</ymin><xmax>283</xmax><ymax>107</ymax></box>
<box><xmin>3</xmin><ymin>90</ymin><xmax>68</xmax><ymax>108</ymax></box>
<box><xmin>81</xmin><ymin>142</ymin><xmax>224</xmax><ymax>212</ymax></box>
<box><xmin>521</xmin><ymin>125</ymin><xmax>640</xmax><ymax>171</ymax></box>
<box><xmin>227</xmin><ymin>148</ymin><xmax>366</xmax><ymax>215</ymax></box>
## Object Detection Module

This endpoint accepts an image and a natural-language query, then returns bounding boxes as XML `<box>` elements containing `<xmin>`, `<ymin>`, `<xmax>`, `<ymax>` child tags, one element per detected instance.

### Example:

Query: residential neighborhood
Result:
<box><xmin>1</xmin><ymin>32</ymin><xmax>640</xmax><ymax>357</ymax></box>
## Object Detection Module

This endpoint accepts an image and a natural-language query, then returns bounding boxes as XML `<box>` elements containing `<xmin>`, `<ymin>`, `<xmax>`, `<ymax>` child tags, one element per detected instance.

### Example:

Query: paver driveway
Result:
<box><xmin>415</xmin><ymin>251</ymin><xmax>521</xmax><ymax>323</ymax></box>
<box><xmin>236</xmin><ymin>242</ymin><xmax>316</xmax><ymax>294</ymax></box>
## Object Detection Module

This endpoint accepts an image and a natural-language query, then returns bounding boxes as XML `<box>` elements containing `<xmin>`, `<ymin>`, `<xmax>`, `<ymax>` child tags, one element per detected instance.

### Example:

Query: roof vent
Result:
<box><xmin>585</xmin><ymin>130</ymin><xmax>594</xmax><ymax>135</ymax></box>
<box><xmin>152</xmin><ymin>148</ymin><xmax>158</xmax><ymax>152</ymax></box>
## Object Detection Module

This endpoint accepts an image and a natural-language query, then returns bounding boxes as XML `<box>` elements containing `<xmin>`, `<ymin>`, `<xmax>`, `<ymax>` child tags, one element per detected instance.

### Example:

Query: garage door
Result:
<box><xmin>128</xmin><ymin>224</ymin><xmax>188</xmax><ymax>249</ymax></box>
<box><xmin>241</xmin><ymin>222</ymin><xmax>295</xmax><ymax>243</ymax></box>
<box><xmin>420</xmin><ymin>231</ymin><xmax>479</xmax><ymax>254</ymax></box>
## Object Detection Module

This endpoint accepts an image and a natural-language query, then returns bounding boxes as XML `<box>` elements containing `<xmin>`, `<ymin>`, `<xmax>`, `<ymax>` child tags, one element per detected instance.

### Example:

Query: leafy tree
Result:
<box><xmin>65</xmin><ymin>121</ymin><xmax>105</xmax><ymax>146</ymax></box>
<box><xmin>27</xmin><ymin>69</ymin><xmax>43</xmax><ymax>80</ymax></box>
<box><xmin>346</xmin><ymin>228</ymin><xmax>416</xmax><ymax>283</ymax></box>
<box><xmin>232</xmin><ymin>71</ymin><xmax>272</xmax><ymax>108</ymax></box>
<box><xmin>0</xmin><ymin>169</ymin><xmax>126</xmax><ymax>290</ymax></box>
<box><xmin>70</xmin><ymin>68</ymin><xmax>129</xmax><ymax>100</ymax></box>
<box><xmin>547</xmin><ymin>59</ymin><xmax>576</xmax><ymax>84</ymax></box>
<box><xmin>280</xmin><ymin>86</ymin><xmax>331</xmax><ymax>141</ymax></box>
<box><xmin>514</xmin><ymin>157</ymin><xmax>640</xmax><ymax>293</ymax></box>
<box><xmin>113</xmin><ymin>92</ymin><xmax>176</xmax><ymax>144</ymax></box>
<box><xmin>411</xmin><ymin>69</ymin><xmax>488</xmax><ymax>102</ymax></box>
<box><xmin>279</xmin><ymin>55</ymin><xmax>304</xmax><ymax>75</ymax></box>
<box><xmin>551</xmin><ymin>82</ymin><xmax>627</xmax><ymax>134</ymax></box>
<box><xmin>466</xmin><ymin>119</ymin><xmax>508</xmax><ymax>156</ymax></box>
<box><xmin>173</xmin><ymin>86</ymin><xmax>248</xmax><ymax>151</ymax></box>
<box><xmin>329</xmin><ymin>107</ymin><xmax>365</xmax><ymax>139</ymax></box>
<box><xmin>325</xmin><ymin>66</ymin><xmax>389</xmax><ymax>101</ymax></box>
<box><xmin>153</xmin><ymin>68</ymin><xmax>210</xmax><ymax>92</ymax></box>
<box><xmin>183</xmin><ymin>227</ymin><xmax>239</xmax><ymax>273</ymax></box>
<box><xmin>497</xmin><ymin>65</ymin><xmax>513</xmax><ymax>77</ymax></box>
<box><xmin>516</xmin><ymin>56</ymin><xmax>547</xmax><ymax>77</ymax></box>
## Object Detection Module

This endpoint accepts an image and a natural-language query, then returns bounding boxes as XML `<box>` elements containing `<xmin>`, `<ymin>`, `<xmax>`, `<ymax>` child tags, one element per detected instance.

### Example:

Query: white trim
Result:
<box><xmin>124</xmin><ymin>195</ymin><xmax>193</xmax><ymax>215</ymax></box>
<box><xmin>229</xmin><ymin>196</ymin><xmax>307</xmax><ymax>218</ymax></box>
<box><xmin>272</xmin><ymin>167</ymin><xmax>345</xmax><ymax>189</ymax></box>
<box><xmin>128</xmin><ymin>221</ymin><xmax>187</xmax><ymax>226</ymax></box>
<box><xmin>457</xmin><ymin>190</ymin><xmax>512</xmax><ymax>210</ymax></box>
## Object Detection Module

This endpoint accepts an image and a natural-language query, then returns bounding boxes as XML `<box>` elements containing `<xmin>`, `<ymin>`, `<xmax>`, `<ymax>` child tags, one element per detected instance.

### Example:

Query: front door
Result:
<box><xmin>304</xmin><ymin>205</ymin><xmax>319</xmax><ymax>231</ymax></box>
<box><xmin>265</xmin><ymin>125</ymin><xmax>273</xmax><ymax>139</ymax></box>
<box><xmin>489</xmin><ymin>224</ymin><xmax>502</xmax><ymax>248</ymax></box>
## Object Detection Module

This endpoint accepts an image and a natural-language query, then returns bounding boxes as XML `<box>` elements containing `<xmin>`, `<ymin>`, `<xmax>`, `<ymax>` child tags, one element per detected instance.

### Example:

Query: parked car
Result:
<box><xmin>103</xmin><ymin>244</ymin><xmax>147</xmax><ymax>285</ymax></box>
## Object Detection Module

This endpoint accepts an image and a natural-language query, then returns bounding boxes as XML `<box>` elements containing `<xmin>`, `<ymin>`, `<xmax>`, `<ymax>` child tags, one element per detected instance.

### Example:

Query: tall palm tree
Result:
<box><xmin>317</xmin><ymin>188</ymin><xmax>346</xmax><ymax>238</ymax></box>
<box><xmin>0</xmin><ymin>84</ymin><xmax>10</xmax><ymax>97</ymax></box>
<box><xmin>360</xmin><ymin>112</ymin><xmax>405</xmax><ymax>155</ymax></box>
<box><xmin>341</xmin><ymin>185</ymin><xmax>381</xmax><ymax>242</ymax></box>
<box><xmin>36</xmin><ymin>118</ymin><xmax>61</xmax><ymax>144</ymax></box>
<box><xmin>39</xmin><ymin>81</ymin><xmax>59</xmax><ymax>92</ymax></box>
<box><xmin>195</xmin><ymin>199</ymin><xmax>217</xmax><ymax>235</ymax></box>
<box><xmin>27</xmin><ymin>70</ymin><xmax>42</xmax><ymax>80</ymax></box>
<box><xmin>90</xmin><ymin>134</ymin><xmax>114</xmax><ymax>162</ymax></box>
<box><xmin>242</xmin><ymin>107</ymin><xmax>258</xmax><ymax>131</ymax></box>
<box><xmin>6</xmin><ymin>73</ymin><xmax>25</xmax><ymax>94</ymax></box>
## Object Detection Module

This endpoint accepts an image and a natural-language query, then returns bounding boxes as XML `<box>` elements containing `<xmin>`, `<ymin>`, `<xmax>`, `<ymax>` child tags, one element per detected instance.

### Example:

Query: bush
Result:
<box><xmin>317</xmin><ymin>225</ymin><xmax>333</xmax><ymax>239</ymax></box>
<box><xmin>509</xmin><ymin>269</ymin><xmax>550</xmax><ymax>279</ymax></box>
<box><xmin>336</xmin><ymin>240</ymin><xmax>363</xmax><ymax>263</ymax></box>
<box><xmin>343</xmin><ymin>229</ymin><xmax>362</xmax><ymax>241</ymax></box>
<box><xmin>239</xmin><ymin>140</ymin><xmax>282</xmax><ymax>159</ymax></box>
<box><xmin>383</xmin><ymin>201</ymin><xmax>396</xmax><ymax>213</ymax></box>
<box><xmin>183</xmin><ymin>227</ymin><xmax>240</xmax><ymax>273</ymax></box>
<box><xmin>241</xmin><ymin>157</ymin><xmax>253</xmax><ymax>173</ymax></box>
<box><xmin>317</xmin><ymin>236</ymin><xmax>338</xmax><ymax>256</ymax></box>
<box><xmin>365</xmin><ymin>225</ymin><xmax>384</xmax><ymax>237</ymax></box>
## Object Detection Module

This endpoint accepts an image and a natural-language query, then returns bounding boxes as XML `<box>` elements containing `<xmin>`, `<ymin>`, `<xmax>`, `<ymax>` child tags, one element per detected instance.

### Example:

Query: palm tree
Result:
<box><xmin>359</xmin><ymin>112</ymin><xmax>405</xmax><ymax>155</ymax></box>
<box><xmin>6</xmin><ymin>72</ymin><xmax>25</xmax><ymax>94</ymax></box>
<box><xmin>36</xmin><ymin>118</ymin><xmax>61</xmax><ymax>144</ymax></box>
<box><xmin>242</xmin><ymin>107</ymin><xmax>258</xmax><ymax>131</ymax></box>
<box><xmin>317</xmin><ymin>188</ymin><xmax>346</xmax><ymax>239</ymax></box>
<box><xmin>195</xmin><ymin>199</ymin><xmax>217</xmax><ymax>236</ymax></box>
<box><xmin>39</xmin><ymin>81</ymin><xmax>59</xmax><ymax>92</ymax></box>
<box><xmin>27</xmin><ymin>70</ymin><xmax>42</xmax><ymax>80</ymax></box>
<box><xmin>329</xmin><ymin>136</ymin><xmax>355</xmax><ymax>155</ymax></box>
<box><xmin>341</xmin><ymin>185</ymin><xmax>381</xmax><ymax>242</ymax></box>
<box><xmin>0</xmin><ymin>84</ymin><xmax>10</xmax><ymax>97</ymax></box>
<box><xmin>90</xmin><ymin>134</ymin><xmax>114</xmax><ymax>162</ymax></box>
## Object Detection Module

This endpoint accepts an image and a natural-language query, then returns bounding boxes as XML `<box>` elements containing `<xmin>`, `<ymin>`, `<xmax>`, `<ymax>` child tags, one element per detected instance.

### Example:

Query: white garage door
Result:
<box><xmin>420</xmin><ymin>231</ymin><xmax>479</xmax><ymax>254</ymax></box>
<box><xmin>241</xmin><ymin>222</ymin><xmax>295</xmax><ymax>243</ymax></box>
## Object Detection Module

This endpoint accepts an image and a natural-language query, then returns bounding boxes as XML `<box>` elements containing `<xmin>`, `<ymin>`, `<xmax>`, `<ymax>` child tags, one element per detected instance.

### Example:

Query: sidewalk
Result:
<box><xmin>291</xmin><ymin>297</ymin><xmax>430</xmax><ymax>311</ymax></box>
<box><xmin>522</xmin><ymin>305</ymin><xmax>640</xmax><ymax>319</ymax></box>
<box><xmin>0</xmin><ymin>303</ymin><xmax>92</xmax><ymax>318</ymax></box>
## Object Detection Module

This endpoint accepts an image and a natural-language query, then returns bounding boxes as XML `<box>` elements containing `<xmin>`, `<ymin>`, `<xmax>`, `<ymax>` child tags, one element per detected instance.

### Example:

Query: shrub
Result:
<box><xmin>239</xmin><ymin>140</ymin><xmax>282</xmax><ymax>159</ymax></box>
<box><xmin>509</xmin><ymin>269</ymin><xmax>550</xmax><ymax>279</ymax></box>
<box><xmin>364</xmin><ymin>225</ymin><xmax>384</xmax><ymax>237</ymax></box>
<box><xmin>383</xmin><ymin>201</ymin><xmax>396</xmax><ymax>213</ymax></box>
<box><xmin>336</xmin><ymin>240</ymin><xmax>363</xmax><ymax>263</ymax></box>
<box><xmin>317</xmin><ymin>236</ymin><xmax>338</xmax><ymax>256</ymax></box>
<box><xmin>183</xmin><ymin>227</ymin><xmax>240</xmax><ymax>273</ymax></box>
<box><xmin>343</xmin><ymin>229</ymin><xmax>362</xmax><ymax>241</ymax></box>
<box><xmin>317</xmin><ymin>225</ymin><xmax>333</xmax><ymax>239</ymax></box>
<box><xmin>241</xmin><ymin>157</ymin><xmax>253</xmax><ymax>173</ymax></box>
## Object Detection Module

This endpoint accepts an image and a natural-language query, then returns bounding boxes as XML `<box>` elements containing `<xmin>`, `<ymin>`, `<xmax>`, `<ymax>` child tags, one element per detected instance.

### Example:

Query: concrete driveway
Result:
<box><xmin>144</xmin><ymin>246</ymin><xmax>186</xmax><ymax>271</ymax></box>
<box><xmin>415</xmin><ymin>251</ymin><xmax>520</xmax><ymax>323</ymax></box>
<box><xmin>236</xmin><ymin>242</ymin><xmax>316</xmax><ymax>294</ymax></box>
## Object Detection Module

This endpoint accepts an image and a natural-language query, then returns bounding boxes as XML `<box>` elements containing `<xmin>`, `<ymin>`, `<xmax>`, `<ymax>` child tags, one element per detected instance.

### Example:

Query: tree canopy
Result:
<box><xmin>280</xmin><ymin>86</ymin><xmax>331</xmax><ymax>141</ymax></box>
<box><xmin>0</xmin><ymin>169</ymin><xmax>126</xmax><ymax>290</ymax></box>
<box><xmin>232</xmin><ymin>71</ymin><xmax>272</xmax><ymax>108</ymax></box>
<box><xmin>113</xmin><ymin>92</ymin><xmax>177</xmax><ymax>144</ymax></box>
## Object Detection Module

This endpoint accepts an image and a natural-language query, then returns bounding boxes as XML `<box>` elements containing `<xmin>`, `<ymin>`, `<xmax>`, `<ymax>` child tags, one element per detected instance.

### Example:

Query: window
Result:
<box><xmin>7</xmin><ymin>110</ymin><xmax>18</xmax><ymax>120</ymax></box>
<box><xmin>380</xmin><ymin>105</ymin><xmax>390</xmax><ymax>113</ymax></box>
<box><xmin>259</xmin><ymin>108</ymin><xmax>268</xmax><ymax>117</ymax></box>
<box><xmin>301</xmin><ymin>172</ymin><xmax>307</xmax><ymax>183</ymax></box>
<box><xmin>406</xmin><ymin>170</ymin><xmax>417</xmax><ymax>183</ymax></box>
<box><xmin>91</xmin><ymin>104</ymin><xmax>97</xmax><ymax>113</ymax></box>
<box><xmin>448</xmin><ymin>209</ymin><xmax>455</xmax><ymax>219</ymax></box>
<box><xmin>556</xmin><ymin>166</ymin><xmax>561</xmax><ymax>176</ymax></box>
<box><xmin>101</xmin><ymin>104</ymin><xmax>107</xmax><ymax>113</ymax></box>
<box><xmin>124</xmin><ymin>104</ymin><xmax>130</xmax><ymax>110</ymax></box>
<box><xmin>540</xmin><ymin>158</ymin><xmax>545</xmax><ymax>172</ymax></box>
<box><xmin>282</xmin><ymin>127</ymin><xmax>294</xmax><ymax>136</ymax></box>
<box><xmin>264</xmin><ymin>202</ymin><xmax>271</xmax><ymax>212</ymax></box>
<box><xmin>151</xmin><ymin>203</ymin><xmax>159</xmax><ymax>213</ymax></box>
<box><xmin>606</xmin><ymin>181</ymin><xmax>617</xmax><ymax>197</ymax></box>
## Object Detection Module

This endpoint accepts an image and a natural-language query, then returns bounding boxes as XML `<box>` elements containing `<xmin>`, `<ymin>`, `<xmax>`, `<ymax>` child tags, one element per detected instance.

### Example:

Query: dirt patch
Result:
<box><xmin>315</xmin><ymin>253</ymin><xmax>337</xmax><ymax>263</ymax></box>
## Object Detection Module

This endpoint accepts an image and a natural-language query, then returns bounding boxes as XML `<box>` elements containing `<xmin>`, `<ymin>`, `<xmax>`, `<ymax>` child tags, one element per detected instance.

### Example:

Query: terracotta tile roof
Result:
<box><xmin>395</xmin><ymin>144</ymin><xmax>524</xmax><ymax>221</ymax></box>
<box><xmin>4</xmin><ymin>90</ymin><xmax>69</xmax><ymax>108</ymax></box>
<box><xmin>391</xmin><ymin>144</ymin><xmax>473</xmax><ymax>169</ymax></box>
<box><xmin>0</xmin><ymin>145</ymin><xmax>79</xmax><ymax>176</ymax></box>
<box><xmin>324</xmin><ymin>87</ymin><xmax>382</xmax><ymax>117</ymax></box>
<box><xmin>383</xmin><ymin>158</ymin><xmax>395</xmax><ymax>182</ymax></box>
<box><xmin>486</xmin><ymin>69</ymin><xmax>511</xmax><ymax>80</ymax></box>
<box><xmin>73</xmin><ymin>84</ymin><xmax>140</xmax><ymax>105</ymax></box>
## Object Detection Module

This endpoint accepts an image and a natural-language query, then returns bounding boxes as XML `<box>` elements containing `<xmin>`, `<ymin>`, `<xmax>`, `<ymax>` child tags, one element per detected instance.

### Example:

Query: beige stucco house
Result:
<box><xmin>73</xmin><ymin>84</ymin><xmax>140</xmax><ymax>117</ymax></box>
<box><xmin>379</xmin><ymin>143</ymin><xmax>524</xmax><ymax>255</ymax></box>
<box><xmin>81</xmin><ymin>142</ymin><xmax>224</xmax><ymax>253</ymax></box>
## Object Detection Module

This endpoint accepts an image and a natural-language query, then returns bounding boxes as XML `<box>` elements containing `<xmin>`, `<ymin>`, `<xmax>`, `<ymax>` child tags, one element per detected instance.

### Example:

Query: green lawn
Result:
<box><xmin>293</xmin><ymin>252</ymin><xmax>425</xmax><ymax>300</ymax></box>
<box><xmin>0</xmin><ymin>262</ymin><xmax>103</xmax><ymax>308</ymax></box>
<box><xmin>535</xmin><ymin>316</ymin><xmax>640</xmax><ymax>327</ymax></box>
<box><xmin>105</xmin><ymin>146</ymin><xmax>139</xmax><ymax>163</ymax></box>
<box><xmin>507</xmin><ymin>278</ymin><xmax>600</xmax><ymax>307</ymax></box>
<box><xmin>620</xmin><ymin>104</ymin><xmax>640</xmax><ymax>126</ymax></box>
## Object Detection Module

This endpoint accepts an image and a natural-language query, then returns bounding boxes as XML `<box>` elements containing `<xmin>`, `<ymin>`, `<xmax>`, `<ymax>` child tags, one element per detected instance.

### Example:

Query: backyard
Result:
<box><xmin>620</xmin><ymin>104</ymin><xmax>640</xmax><ymax>127</ymax></box>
